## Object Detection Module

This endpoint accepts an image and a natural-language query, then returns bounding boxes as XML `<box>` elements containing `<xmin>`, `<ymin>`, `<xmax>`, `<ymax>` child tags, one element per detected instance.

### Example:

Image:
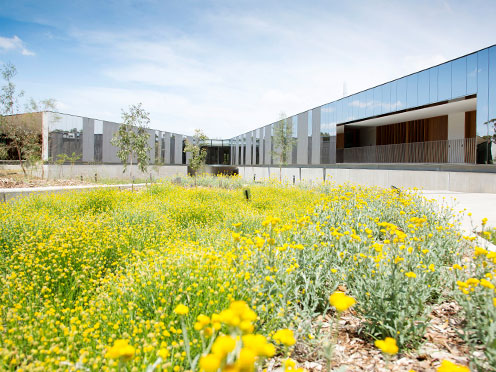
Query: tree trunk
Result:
<box><xmin>15</xmin><ymin>142</ymin><xmax>26</xmax><ymax>176</ymax></box>
<box><xmin>129</xmin><ymin>154</ymin><xmax>134</xmax><ymax>181</ymax></box>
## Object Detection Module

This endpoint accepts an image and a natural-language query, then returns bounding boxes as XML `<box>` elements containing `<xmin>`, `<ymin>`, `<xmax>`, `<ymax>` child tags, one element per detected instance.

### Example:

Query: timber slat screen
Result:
<box><xmin>336</xmin><ymin>138</ymin><xmax>476</xmax><ymax>164</ymax></box>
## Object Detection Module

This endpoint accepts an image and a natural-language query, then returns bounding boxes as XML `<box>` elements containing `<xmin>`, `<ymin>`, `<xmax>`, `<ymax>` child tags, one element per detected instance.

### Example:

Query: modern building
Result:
<box><xmin>2</xmin><ymin>45</ymin><xmax>495</xmax><ymax>168</ymax></box>
<box><xmin>231</xmin><ymin>45</ymin><xmax>496</xmax><ymax>166</ymax></box>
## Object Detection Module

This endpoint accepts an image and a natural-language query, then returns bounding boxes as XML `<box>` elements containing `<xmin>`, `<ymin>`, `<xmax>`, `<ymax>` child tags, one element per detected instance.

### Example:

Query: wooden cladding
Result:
<box><xmin>465</xmin><ymin>110</ymin><xmax>476</xmax><ymax>138</ymax></box>
<box><xmin>376</xmin><ymin>115</ymin><xmax>448</xmax><ymax>146</ymax></box>
<box><xmin>337</xmin><ymin>138</ymin><xmax>476</xmax><ymax>164</ymax></box>
<box><xmin>336</xmin><ymin>133</ymin><xmax>344</xmax><ymax>149</ymax></box>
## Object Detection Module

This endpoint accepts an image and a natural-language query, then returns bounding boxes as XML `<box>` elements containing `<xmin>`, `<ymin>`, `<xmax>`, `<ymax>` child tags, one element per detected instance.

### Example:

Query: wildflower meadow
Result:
<box><xmin>0</xmin><ymin>177</ymin><xmax>494</xmax><ymax>371</ymax></box>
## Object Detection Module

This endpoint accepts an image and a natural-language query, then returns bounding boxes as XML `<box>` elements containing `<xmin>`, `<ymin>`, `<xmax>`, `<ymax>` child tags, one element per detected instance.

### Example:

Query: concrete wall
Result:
<box><xmin>297</xmin><ymin>111</ymin><xmax>308</xmax><ymax>165</ymax></box>
<box><xmin>245</xmin><ymin>133</ymin><xmax>252</xmax><ymax>165</ymax></box>
<box><xmin>163</xmin><ymin>132</ymin><xmax>171</xmax><ymax>164</ymax></box>
<box><xmin>174</xmin><ymin>135</ymin><xmax>183</xmax><ymax>165</ymax></box>
<box><xmin>264</xmin><ymin>125</ymin><xmax>271</xmax><ymax>165</ymax></box>
<box><xmin>82</xmin><ymin>118</ymin><xmax>95</xmax><ymax>162</ymax></box>
<box><xmin>44</xmin><ymin>164</ymin><xmax>187</xmax><ymax>181</ymax></box>
<box><xmin>102</xmin><ymin>121</ymin><xmax>120</xmax><ymax>163</ymax></box>
<box><xmin>238</xmin><ymin>165</ymin><xmax>496</xmax><ymax>193</ymax></box>
<box><xmin>311</xmin><ymin>107</ymin><xmax>321</xmax><ymax>165</ymax></box>
<box><xmin>448</xmin><ymin>112</ymin><xmax>465</xmax><ymax>140</ymax></box>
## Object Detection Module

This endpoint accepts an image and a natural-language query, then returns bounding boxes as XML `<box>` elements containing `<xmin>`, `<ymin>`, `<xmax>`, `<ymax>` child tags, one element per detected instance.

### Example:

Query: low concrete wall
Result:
<box><xmin>0</xmin><ymin>183</ymin><xmax>151</xmax><ymax>203</ymax></box>
<box><xmin>239</xmin><ymin>166</ymin><xmax>496</xmax><ymax>193</ymax></box>
<box><xmin>43</xmin><ymin>164</ymin><xmax>187</xmax><ymax>181</ymax></box>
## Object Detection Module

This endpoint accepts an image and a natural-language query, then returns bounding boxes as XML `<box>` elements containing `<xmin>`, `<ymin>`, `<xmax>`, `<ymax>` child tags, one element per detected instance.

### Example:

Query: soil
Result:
<box><xmin>0</xmin><ymin>171</ymin><xmax>93</xmax><ymax>189</ymax></box>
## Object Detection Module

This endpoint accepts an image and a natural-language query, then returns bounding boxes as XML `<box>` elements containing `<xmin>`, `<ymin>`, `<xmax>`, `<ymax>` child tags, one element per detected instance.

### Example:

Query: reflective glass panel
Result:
<box><xmin>352</xmin><ymin>93</ymin><xmax>360</xmax><ymax>119</ymax></box>
<box><xmin>336</xmin><ymin>99</ymin><xmax>343</xmax><ymax>124</ymax></box>
<box><xmin>359</xmin><ymin>91</ymin><xmax>367</xmax><ymax>119</ymax></box>
<box><xmin>47</xmin><ymin>113</ymin><xmax>83</xmax><ymax>161</ymax></box>
<box><xmin>406</xmin><ymin>74</ymin><xmax>418</xmax><ymax>108</ymax></box>
<box><xmin>382</xmin><ymin>83</ymin><xmax>391</xmax><ymax>114</ymax></box>
<box><xmin>477</xmin><ymin>49</ymin><xmax>489</xmax><ymax>135</ymax></box>
<box><xmin>418</xmin><ymin>70</ymin><xmax>429</xmax><ymax>106</ymax></box>
<box><xmin>438</xmin><ymin>62</ymin><xmax>452</xmax><ymax>101</ymax></box>
<box><xmin>489</xmin><ymin>46</ymin><xmax>496</xmax><ymax>132</ymax></box>
<box><xmin>396</xmin><ymin>78</ymin><xmax>407</xmax><ymax>111</ymax></box>
<box><xmin>390</xmin><ymin>80</ymin><xmax>397</xmax><ymax>112</ymax></box>
<box><xmin>373</xmin><ymin>86</ymin><xmax>382</xmax><ymax>116</ymax></box>
<box><xmin>429</xmin><ymin>67</ymin><xmax>438</xmax><ymax>103</ymax></box>
<box><xmin>467</xmin><ymin>53</ymin><xmax>477</xmax><ymax>94</ymax></box>
<box><xmin>366</xmin><ymin>89</ymin><xmax>374</xmax><ymax>117</ymax></box>
<box><xmin>346</xmin><ymin>96</ymin><xmax>354</xmax><ymax>121</ymax></box>
<box><xmin>451</xmin><ymin>57</ymin><xmax>467</xmax><ymax>99</ymax></box>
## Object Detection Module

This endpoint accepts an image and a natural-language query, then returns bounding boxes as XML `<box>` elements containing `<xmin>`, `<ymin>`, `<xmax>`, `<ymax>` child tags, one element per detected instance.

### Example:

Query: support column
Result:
<box><xmin>82</xmin><ymin>118</ymin><xmax>95</xmax><ymax>162</ymax></box>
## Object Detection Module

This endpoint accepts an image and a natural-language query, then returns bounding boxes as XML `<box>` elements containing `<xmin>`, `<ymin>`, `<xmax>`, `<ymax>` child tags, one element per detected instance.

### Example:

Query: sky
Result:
<box><xmin>0</xmin><ymin>0</ymin><xmax>495</xmax><ymax>138</ymax></box>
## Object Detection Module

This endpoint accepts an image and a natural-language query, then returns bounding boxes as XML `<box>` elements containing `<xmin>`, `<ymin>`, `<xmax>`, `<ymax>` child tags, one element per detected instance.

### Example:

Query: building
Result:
<box><xmin>231</xmin><ymin>45</ymin><xmax>496</xmax><ymax>166</ymax></box>
<box><xmin>2</xmin><ymin>46</ymin><xmax>495</xmax><ymax>169</ymax></box>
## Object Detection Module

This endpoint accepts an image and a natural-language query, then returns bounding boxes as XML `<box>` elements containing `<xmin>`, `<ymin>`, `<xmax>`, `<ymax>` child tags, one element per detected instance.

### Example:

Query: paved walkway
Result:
<box><xmin>420</xmin><ymin>190</ymin><xmax>496</xmax><ymax>233</ymax></box>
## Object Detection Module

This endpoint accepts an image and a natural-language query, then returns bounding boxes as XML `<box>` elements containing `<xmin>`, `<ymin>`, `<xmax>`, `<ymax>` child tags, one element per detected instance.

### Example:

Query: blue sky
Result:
<box><xmin>0</xmin><ymin>0</ymin><xmax>495</xmax><ymax>138</ymax></box>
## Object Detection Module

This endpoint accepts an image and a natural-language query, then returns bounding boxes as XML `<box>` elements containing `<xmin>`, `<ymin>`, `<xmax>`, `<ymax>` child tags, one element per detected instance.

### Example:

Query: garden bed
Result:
<box><xmin>0</xmin><ymin>178</ymin><xmax>493</xmax><ymax>371</ymax></box>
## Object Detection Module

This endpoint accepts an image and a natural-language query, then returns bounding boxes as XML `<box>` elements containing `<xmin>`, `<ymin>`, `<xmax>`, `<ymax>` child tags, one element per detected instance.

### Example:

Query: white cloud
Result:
<box><xmin>0</xmin><ymin>35</ymin><xmax>35</xmax><ymax>56</ymax></box>
<box><xmin>48</xmin><ymin>1</ymin><xmax>496</xmax><ymax>138</ymax></box>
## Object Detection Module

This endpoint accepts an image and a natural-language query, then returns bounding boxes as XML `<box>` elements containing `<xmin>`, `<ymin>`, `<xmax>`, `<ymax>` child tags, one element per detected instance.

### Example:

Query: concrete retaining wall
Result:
<box><xmin>44</xmin><ymin>164</ymin><xmax>187</xmax><ymax>181</ymax></box>
<box><xmin>239</xmin><ymin>166</ymin><xmax>496</xmax><ymax>193</ymax></box>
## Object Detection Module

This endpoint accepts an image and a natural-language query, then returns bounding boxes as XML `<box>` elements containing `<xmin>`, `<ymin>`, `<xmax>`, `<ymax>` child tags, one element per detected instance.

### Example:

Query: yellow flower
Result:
<box><xmin>284</xmin><ymin>359</ymin><xmax>296</xmax><ymax>370</ymax></box>
<box><xmin>242</xmin><ymin>334</ymin><xmax>275</xmax><ymax>357</ymax></box>
<box><xmin>374</xmin><ymin>337</ymin><xmax>398</xmax><ymax>355</ymax></box>
<box><xmin>200</xmin><ymin>354</ymin><xmax>222</xmax><ymax>372</ymax></box>
<box><xmin>158</xmin><ymin>347</ymin><xmax>170</xmax><ymax>359</ymax></box>
<box><xmin>480</xmin><ymin>278</ymin><xmax>495</xmax><ymax>289</ymax></box>
<box><xmin>436</xmin><ymin>359</ymin><xmax>470</xmax><ymax>372</ymax></box>
<box><xmin>405</xmin><ymin>272</ymin><xmax>416</xmax><ymax>278</ymax></box>
<box><xmin>194</xmin><ymin>314</ymin><xmax>211</xmax><ymax>330</ymax></box>
<box><xmin>105</xmin><ymin>339</ymin><xmax>135</xmax><ymax>361</ymax></box>
<box><xmin>474</xmin><ymin>246</ymin><xmax>488</xmax><ymax>256</ymax></box>
<box><xmin>273</xmin><ymin>329</ymin><xmax>296</xmax><ymax>346</ymax></box>
<box><xmin>174</xmin><ymin>304</ymin><xmax>189</xmax><ymax>315</ymax></box>
<box><xmin>212</xmin><ymin>335</ymin><xmax>236</xmax><ymax>357</ymax></box>
<box><xmin>237</xmin><ymin>348</ymin><xmax>257</xmax><ymax>371</ymax></box>
<box><xmin>329</xmin><ymin>291</ymin><xmax>356</xmax><ymax>313</ymax></box>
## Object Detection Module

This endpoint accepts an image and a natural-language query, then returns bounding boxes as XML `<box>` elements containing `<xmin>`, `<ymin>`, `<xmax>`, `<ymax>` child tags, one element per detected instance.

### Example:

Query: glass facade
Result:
<box><xmin>47</xmin><ymin>113</ymin><xmax>83</xmax><ymax>162</ymax></box>
<box><xmin>230</xmin><ymin>45</ymin><xmax>496</xmax><ymax>166</ymax></box>
<box><xmin>39</xmin><ymin>46</ymin><xmax>495</xmax><ymax>167</ymax></box>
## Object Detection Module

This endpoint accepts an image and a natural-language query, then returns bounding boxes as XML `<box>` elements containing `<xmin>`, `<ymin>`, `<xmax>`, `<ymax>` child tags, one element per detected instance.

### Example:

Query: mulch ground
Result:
<box><xmin>269</xmin><ymin>302</ymin><xmax>474</xmax><ymax>372</ymax></box>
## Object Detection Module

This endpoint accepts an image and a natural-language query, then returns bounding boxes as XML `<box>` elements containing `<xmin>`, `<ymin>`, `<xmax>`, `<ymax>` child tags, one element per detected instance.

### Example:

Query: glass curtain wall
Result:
<box><xmin>94</xmin><ymin>120</ymin><xmax>103</xmax><ymax>162</ymax></box>
<box><xmin>308</xmin><ymin>110</ymin><xmax>312</xmax><ymax>164</ymax></box>
<box><xmin>47</xmin><ymin>113</ymin><xmax>83</xmax><ymax>162</ymax></box>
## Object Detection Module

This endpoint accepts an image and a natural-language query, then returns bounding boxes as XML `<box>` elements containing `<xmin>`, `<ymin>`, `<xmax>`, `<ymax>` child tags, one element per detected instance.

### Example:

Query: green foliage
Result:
<box><xmin>0</xmin><ymin>64</ymin><xmax>56</xmax><ymax>175</ymax></box>
<box><xmin>272</xmin><ymin>112</ymin><xmax>296</xmax><ymax>168</ymax></box>
<box><xmin>184</xmin><ymin>129</ymin><xmax>208</xmax><ymax>176</ymax></box>
<box><xmin>111</xmin><ymin>102</ymin><xmax>152</xmax><ymax>178</ymax></box>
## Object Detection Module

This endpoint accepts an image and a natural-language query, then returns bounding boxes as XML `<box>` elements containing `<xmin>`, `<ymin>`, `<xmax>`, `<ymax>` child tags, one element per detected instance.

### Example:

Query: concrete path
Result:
<box><xmin>420</xmin><ymin>190</ymin><xmax>496</xmax><ymax>233</ymax></box>
<box><xmin>419</xmin><ymin>189</ymin><xmax>496</xmax><ymax>251</ymax></box>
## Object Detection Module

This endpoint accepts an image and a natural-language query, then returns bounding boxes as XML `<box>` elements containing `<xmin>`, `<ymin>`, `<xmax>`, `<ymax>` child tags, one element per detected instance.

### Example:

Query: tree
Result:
<box><xmin>271</xmin><ymin>112</ymin><xmax>296</xmax><ymax>180</ymax></box>
<box><xmin>0</xmin><ymin>63</ymin><xmax>55</xmax><ymax>176</ymax></box>
<box><xmin>484</xmin><ymin>118</ymin><xmax>496</xmax><ymax>144</ymax></box>
<box><xmin>111</xmin><ymin>103</ymin><xmax>152</xmax><ymax>179</ymax></box>
<box><xmin>184</xmin><ymin>129</ymin><xmax>208</xmax><ymax>185</ymax></box>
